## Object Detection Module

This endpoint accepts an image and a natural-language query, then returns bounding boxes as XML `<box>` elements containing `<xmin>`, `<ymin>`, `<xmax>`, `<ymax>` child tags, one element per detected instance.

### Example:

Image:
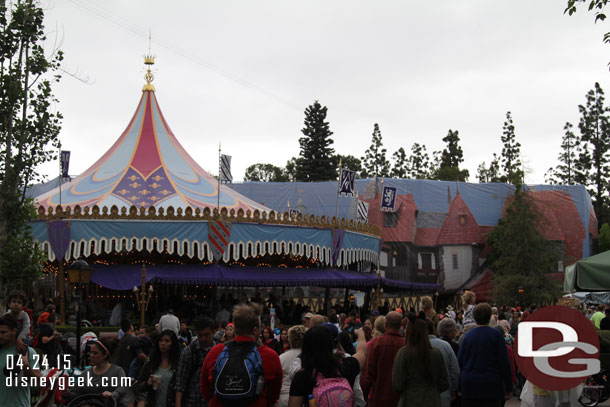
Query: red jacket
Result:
<box><xmin>360</xmin><ymin>331</ymin><xmax>405</xmax><ymax>407</ymax></box>
<box><xmin>200</xmin><ymin>336</ymin><xmax>283</xmax><ymax>407</ymax></box>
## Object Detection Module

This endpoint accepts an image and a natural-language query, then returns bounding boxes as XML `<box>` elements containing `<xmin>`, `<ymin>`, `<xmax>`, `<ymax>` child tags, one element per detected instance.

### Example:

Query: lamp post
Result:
<box><xmin>133</xmin><ymin>264</ymin><xmax>153</xmax><ymax>328</ymax></box>
<box><xmin>68</xmin><ymin>259</ymin><xmax>91</xmax><ymax>368</ymax></box>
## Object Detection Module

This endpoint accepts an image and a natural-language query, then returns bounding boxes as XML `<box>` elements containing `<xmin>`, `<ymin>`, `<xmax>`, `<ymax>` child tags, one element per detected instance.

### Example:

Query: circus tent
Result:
<box><xmin>29</xmin><ymin>56</ymin><xmax>407</xmax><ymax>292</ymax></box>
<box><xmin>34</xmin><ymin>79</ymin><xmax>266</xmax><ymax>214</ymax></box>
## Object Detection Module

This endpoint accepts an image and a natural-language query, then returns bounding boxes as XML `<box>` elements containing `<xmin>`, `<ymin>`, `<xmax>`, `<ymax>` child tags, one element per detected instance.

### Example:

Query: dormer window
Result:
<box><xmin>384</xmin><ymin>212</ymin><xmax>398</xmax><ymax>227</ymax></box>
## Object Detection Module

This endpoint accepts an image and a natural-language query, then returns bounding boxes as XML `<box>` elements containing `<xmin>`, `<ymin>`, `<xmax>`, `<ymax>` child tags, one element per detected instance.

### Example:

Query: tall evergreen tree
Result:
<box><xmin>547</xmin><ymin>122</ymin><xmax>578</xmax><ymax>185</ymax></box>
<box><xmin>435</xmin><ymin>129</ymin><xmax>469</xmax><ymax>181</ymax></box>
<box><xmin>488</xmin><ymin>187</ymin><xmax>560</xmax><ymax>305</ymax></box>
<box><xmin>391</xmin><ymin>147</ymin><xmax>409</xmax><ymax>178</ymax></box>
<box><xmin>500</xmin><ymin>111</ymin><xmax>523</xmax><ymax>185</ymax></box>
<box><xmin>441</xmin><ymin>129</ymin><xmax>463</xmax><ymax>167</ymax></box>
<box><xmin>576</xmin><ymin>83</ymin><xmax>610</xmax><ymax>224</ymax></box>
<box><xmin>295</xmin><ymin>101</ymin><xmax>336</xmax><ymax>181</ymax></box>
<box><xmin>407</xmin><ymin>143</ymin><xmax>431</xmax><ymax>179</ymax></box>
<box><xmin>361</xmin><ymin>123</ymin><xmax>390</xmax><ymax>178</ymax></box>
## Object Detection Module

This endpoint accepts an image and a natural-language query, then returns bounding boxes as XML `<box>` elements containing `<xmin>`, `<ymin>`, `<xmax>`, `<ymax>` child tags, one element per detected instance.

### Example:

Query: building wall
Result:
<box><xmin>442</xmin><ymin>245</ymin><xmax>474</xmax><ymax>290</ymax></box>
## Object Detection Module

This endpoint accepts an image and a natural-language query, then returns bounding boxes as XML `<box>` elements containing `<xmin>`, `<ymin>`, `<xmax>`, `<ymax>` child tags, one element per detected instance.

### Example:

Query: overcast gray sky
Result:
<box><xmin>38</xmin><ymin>0</ymin><xmax>610</xmax><ymax>184</ymax></box>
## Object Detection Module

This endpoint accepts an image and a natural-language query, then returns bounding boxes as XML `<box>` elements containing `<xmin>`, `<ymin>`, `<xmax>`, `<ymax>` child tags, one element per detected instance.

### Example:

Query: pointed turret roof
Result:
<box><xmin>36</xmin><ymin>62</ymin><xmax>268</xmax><ymax>213</ymax></box>
<box><xmin>436</xmin><ymin>193</ymin><xmax>484</xmax><ymax>245</ymax></box>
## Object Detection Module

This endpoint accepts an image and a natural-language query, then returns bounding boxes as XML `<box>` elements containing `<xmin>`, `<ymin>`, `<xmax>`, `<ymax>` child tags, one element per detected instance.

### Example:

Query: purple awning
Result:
<box><xmin>91</xmin><ymin>264</ymin><xmax>439</xmax><ymax>292</ymax></box>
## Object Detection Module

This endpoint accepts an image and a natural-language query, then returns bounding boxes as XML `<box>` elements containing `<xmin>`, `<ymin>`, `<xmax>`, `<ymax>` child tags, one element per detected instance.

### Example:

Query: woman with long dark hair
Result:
<box><xmin>288</xmin><ymin>325</ymin><xmax>366</xmax><ymax>407</ymax></box>
<box><xmin>392</xmin><ymin>319</ymin><xmax>449</xmax><ymax>407</ymax></box>
<box><xmin>68</xmin><ymin>339</ymin><xmax>128</xmax><ymax>402</ymax></box>
<box><xmin>137</xmin><ymin>329</ymin><xmax>181</xmax><ymax>407</ymax></box>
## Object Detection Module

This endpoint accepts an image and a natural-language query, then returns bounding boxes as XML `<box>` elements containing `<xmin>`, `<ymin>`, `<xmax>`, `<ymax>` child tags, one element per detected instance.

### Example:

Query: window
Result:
<box><xmin>380</xmin><ymin>251</ymin><xmax>388</xmax><ymax>267</ymax></box>
<box><xmin>452</xmin><ymin>253</ymin><xmax>458</xmax><ymax>269</ymax></box>
<box><xmin>383</xmin><ymin>212</ymin><xmax>398</xmax><ymax>227</ymax></box>
<box><xmin>421</xmin><ymin>253</ymin><xmax>432</xmax><ymax>269</ymax></box>
<box><xmin>459</xmin><ymin>215</ymin><xmax>467</xmax><ymax>225</ymax></box>
<box><xmin>558</xmin><ymin>260</ymin><xmax>564</xmax><ymax>273</ymax></box>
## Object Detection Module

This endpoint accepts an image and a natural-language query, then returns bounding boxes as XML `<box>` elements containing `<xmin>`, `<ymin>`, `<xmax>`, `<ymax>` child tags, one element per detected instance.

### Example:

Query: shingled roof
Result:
<box><xmin>436</xmin><ymin>193</ymin><xmax>484</xmax><ymax>246</ymax></box>
<box><xmin>365</xmin><ymin>194</ymin><xmax>418</xmax><ymax>243</ymax></box>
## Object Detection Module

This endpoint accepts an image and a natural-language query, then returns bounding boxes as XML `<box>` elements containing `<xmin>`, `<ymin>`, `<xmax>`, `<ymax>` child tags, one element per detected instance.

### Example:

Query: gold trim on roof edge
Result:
<box><xmin>36</xmin><ymin>205</ymin><xmax>381</xmax><ymax>237</ymax></box>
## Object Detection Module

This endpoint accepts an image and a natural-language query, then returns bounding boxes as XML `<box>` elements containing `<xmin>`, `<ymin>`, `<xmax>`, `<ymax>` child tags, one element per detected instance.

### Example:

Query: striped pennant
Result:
<box><xmin>357</xmin><ymin>200</ymin><xmax>369</xmax><ymax>222</ymax></box>
<box><xmin>208</xmin><ymin>220</ymin><xmax>232</xmax><ymax>261</ymax></box>
<box><xmin>220</xmin><ymin>154</ymin><xmax>233</xmax><ymax>184</ymax></box>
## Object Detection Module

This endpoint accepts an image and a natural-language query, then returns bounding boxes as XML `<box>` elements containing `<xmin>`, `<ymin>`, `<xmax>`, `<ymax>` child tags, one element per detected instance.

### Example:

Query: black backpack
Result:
<box><xmin>213</xmin><ymin>341</ymin><xmax>264</xmax><ymax>404</ymax></box>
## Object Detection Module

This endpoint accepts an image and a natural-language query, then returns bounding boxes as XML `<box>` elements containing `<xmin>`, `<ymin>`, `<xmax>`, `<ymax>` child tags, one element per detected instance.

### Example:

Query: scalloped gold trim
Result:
<box><xmin>37</xmin><ymin>205</ymin><xmax>381</xmax><ymax>236</ymax></box>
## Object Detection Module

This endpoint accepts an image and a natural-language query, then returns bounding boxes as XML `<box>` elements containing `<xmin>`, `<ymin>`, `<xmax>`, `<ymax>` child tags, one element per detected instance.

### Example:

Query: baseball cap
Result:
<box><xmin>304</xmin><ymin>312</ymin><xmax>314</xmax><ymax>319</ymax></box>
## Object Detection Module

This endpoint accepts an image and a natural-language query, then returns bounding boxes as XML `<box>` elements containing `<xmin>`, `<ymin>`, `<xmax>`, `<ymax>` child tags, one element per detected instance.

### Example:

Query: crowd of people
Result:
<box><xmin>0</xmin><ymin>288</ymin><xmax>592</xmax><ymax>407</ymax></box>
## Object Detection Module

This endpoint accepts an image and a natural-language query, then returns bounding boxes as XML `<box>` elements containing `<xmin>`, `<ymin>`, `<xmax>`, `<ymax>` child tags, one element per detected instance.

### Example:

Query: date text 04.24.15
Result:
<box><xmin>6</xmin><ymin>353</ymin><xmax>71</xmax><ymax>370</ymax></box>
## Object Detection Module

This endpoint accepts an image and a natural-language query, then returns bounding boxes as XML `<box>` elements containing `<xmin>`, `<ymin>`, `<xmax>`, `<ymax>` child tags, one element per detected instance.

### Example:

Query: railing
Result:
<box><xmin>385</xmin><ymin>266</ymin><xmax>409</xmax><ymax>281</ymax></box>
<box><xmin>385</xmin><ymin>266</ymin><xmax>438</xmax><ymax>284</ymax></box>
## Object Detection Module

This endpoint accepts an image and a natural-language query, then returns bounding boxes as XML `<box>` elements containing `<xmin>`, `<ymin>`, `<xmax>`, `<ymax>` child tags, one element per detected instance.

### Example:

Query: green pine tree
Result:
<box><xmin>435</xmin><ymin>130</ymin><xmax>469</xmax><ymax>181</ymax></box>
<box><xmin>407</xmin><ymin>143</ymin><xmax>431</xmax><ymax>179</ymax></box>
<box><xmin>488</xmin><ymin>187</ymin><xmax>560</xmax><ymax>305</ymax></box>
<box><xmin>295</xmin><ymin>101</ymin><xmax>336</xmax><ymax>181</ymax></box>
<box><xmin>391</xmin><ymin>147</ymin><xmax>409</xmax><ymax>178</ymax></box>
<box><xmin>500</xmin><ymin>111</ymin><xmax>523</xmax><ymax>186</ymax></box>
<box><xmin>548</xmin><ymin>122</ymin><xmax>578</xmax><ymax>185</ymax></box>
<box><xmin>576</xmin><ymin>83</ymin><xmax>610</xmax><ymax>225</ymax></box>
<box><xmin>361</xmin><ymin>123</ymin><xmax>390</xmax><ymax>178</ymax></box>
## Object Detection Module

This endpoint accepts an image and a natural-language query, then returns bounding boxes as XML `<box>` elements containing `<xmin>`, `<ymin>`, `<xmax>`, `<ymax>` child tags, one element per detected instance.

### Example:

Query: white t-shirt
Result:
<box><xmin>278</xmin><ymin>348</ymin><xmax>301</xmax><ymax>407</ymax></box>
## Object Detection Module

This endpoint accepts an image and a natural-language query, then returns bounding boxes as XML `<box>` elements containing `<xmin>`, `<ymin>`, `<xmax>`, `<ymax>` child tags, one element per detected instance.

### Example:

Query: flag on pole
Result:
<box><xmin>380</xmin><ymin>186</ymin><xmax>397</xmax><ymax>212</ymax></box>
<box><xmin>338</xmin><ymin>168</ymin><xmax>356</xmax><ymax>196</ymax></box>
<box><xmin>220</xmin><ymin>154</ymin><xmax>232</xmax><ymax>184</ymax></box>
<box><xmin>357</xmin><ymin>200</ymin><xmax>369</xmax><ymax>222</ymax></box>
<box><xmin>60</xmin><ymin>150</ymin><xmax>71</xmax><ymax>178</ymax></box>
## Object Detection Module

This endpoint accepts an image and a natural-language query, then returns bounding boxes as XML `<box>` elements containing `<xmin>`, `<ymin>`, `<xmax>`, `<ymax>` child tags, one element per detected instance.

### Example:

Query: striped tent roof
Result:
<box><xmin>35</xmin><ymin>89</ymin><xmax>268</xmax><ymax>213</ymax></box>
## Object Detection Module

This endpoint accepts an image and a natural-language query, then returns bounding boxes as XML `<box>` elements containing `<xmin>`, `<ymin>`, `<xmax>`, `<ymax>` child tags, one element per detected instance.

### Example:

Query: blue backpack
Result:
<box><xmin>213</xmin><ymin>341</ymin><xmax>264</xmax><ymax>404</ymax></box>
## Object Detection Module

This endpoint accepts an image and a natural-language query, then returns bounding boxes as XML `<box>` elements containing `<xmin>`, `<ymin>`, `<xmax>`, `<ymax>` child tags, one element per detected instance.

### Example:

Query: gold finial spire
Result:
<box><xmin>143</xmin><ymin>30</ymin><xmax>156</xmax><ymax>92</ymax></box>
